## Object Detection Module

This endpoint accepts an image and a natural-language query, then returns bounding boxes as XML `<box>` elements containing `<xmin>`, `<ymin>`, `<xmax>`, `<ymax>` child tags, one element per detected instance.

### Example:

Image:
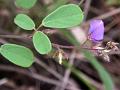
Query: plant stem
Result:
<box><xmin>36</xmin><ymin>24</ymin><xmax>42</xmax><ymax>31</ymax></box>
<box><xmin>0</xmin><ymin>35</ymin><xmax>105</xmax><ymax>51</ymax></box>
<box><xmin>80</xmin><ymin>39</ymin><xmax>88</xmax><ymax>48</ymax></box>
<box><xmin>52</xmin><ymin>43</ymin><xmax>105</xmax><ymax>50</ymax></box>
<box><xmin>79</xmin><ymin>0</ymin><xmax>84</xmax><ymax>6</ymax></box>
<box><xmin>0</xmin><ymin>35</ymin><xmax>30</xmax><ymax>39</ymax></box>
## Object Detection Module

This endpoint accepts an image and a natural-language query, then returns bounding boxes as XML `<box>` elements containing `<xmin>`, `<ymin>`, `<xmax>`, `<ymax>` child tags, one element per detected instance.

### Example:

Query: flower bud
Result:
<box><xmin>88</xmin><ymin>19</ymin><xmax>104</xmax><ymax>43</ymax></box>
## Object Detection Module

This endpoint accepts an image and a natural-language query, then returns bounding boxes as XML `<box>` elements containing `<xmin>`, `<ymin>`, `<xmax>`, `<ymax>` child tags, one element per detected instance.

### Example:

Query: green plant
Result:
<box><xmin>0</xmin><ymin>0</ymin><xmax>114</xmax><ymax>90</ymax></box>
<box><xmin>12</xmin><ymin>3</ymin><xmax>83</xmax><ymax>67</ymax></box>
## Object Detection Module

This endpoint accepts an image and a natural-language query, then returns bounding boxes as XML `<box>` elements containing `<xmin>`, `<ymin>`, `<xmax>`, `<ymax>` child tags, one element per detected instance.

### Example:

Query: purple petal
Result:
<box><xmin>88</xmin><ymin>19</ymin><xmax>104</xmax><ymax>42</ymax></box>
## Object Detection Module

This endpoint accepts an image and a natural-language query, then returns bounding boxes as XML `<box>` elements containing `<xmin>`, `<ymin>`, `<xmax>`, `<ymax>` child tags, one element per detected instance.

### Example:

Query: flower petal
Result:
<box><xmin>89</xmin><ymin>20</ymin><xmax>104</xmax><ymax>42</ymax></box>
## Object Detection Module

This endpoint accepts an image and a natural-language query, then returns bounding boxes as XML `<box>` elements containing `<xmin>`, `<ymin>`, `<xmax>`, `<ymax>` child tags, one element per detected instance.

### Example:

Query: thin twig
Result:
<box><xmin>83</xmin><ymin>0</ymin><xmax>91</xmax><ymax>21</ymax></box>
<box><xmin>0</xmin><ymin>34</ymin><xmax>119</xmax><ymax>55</ymax></box>
<box><xmin>52</xmin><ymin>43</ymin><xmax>105</xmax><ymax>50</ymax></box>
<box><xmin>90</xmin><ymin>6</ymin><xmax>103</xmax><ymax>15</ymax></box>
<box><xmin>0</xmin><ymin>65</ymin><xmax>78</xmax><ymax>90</ymax></box>
<box><xmin>60</xmin><ymin>50</ymin><xmax>76</xmax><ymax>90</ymax></box>
<box><xmin>0</xmin><ymin>65</ymin><xmax>61</xmax><ymax>86</ymax></box>
<box><xmin>52</xmin><ymin>43</ymin><xmax>75</xmax><ymax>49</ymax></box>
<box><xmin>0</xmin><ymin>35</ymin><xmax>105</xmax><ymax>51</ymax></box>
<box><xmin>35</xmin><ymin>57</ymin><xmax>81</xmax><ymax>90</ymax></box>
<box><xmin>79</xmin><ymin>0</ymin><xmax>84</xmax><ymax>6</ymax></box>
<box><xmin>82</xmin><ymin>7</ymin><xmax>120</xmax><ymax>25</ymax></box>
<box><xmin>108</xmin><ymin>51</ymin><xmax>120</xmax><ymax>55</ymax></box>
<box><xmin>95</xmin><ymin>8</ymin><xmax>120</xmax><ymax>20</ymax></box>
<box><xmin>35</xmin><ymin>57</ymin><xmax>62</xmax><ymax>79</ymax></box>
<box><xmin>0</xmin><ymin>35</ymin><xmax>31</xmax><ymax>39</ymax></box>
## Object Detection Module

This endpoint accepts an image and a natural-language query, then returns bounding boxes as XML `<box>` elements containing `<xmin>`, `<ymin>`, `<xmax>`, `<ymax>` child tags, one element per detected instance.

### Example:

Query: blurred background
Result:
<box><xmin>0</xmin><ymin>0</ymin><xmax>120</xmax><ymax>90</ymax></box>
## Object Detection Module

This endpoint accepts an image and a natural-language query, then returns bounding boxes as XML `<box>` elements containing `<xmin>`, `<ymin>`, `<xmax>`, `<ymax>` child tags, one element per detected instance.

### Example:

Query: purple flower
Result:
<box><xmin>88</xmin><ymin>19</ymin><xmax>104</xmax><ymax>43</ymax></box>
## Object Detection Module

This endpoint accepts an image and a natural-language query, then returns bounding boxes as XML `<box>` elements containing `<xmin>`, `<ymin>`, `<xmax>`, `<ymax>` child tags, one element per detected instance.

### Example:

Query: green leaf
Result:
<box><xmin>15</xmin><ymin>0</ymin><xmax>37</xmax><ymax>9</ymax></box>
<box><xmin>14</xmin><ymin>14</ymin><xmax>35</xmax><ymax>30</ymax></box>
<box><xmin>42</xmin><ymin>4</ymin><xmax>84</xmax><ymax>28</ymax></box>
<box><xmin>33</xmin><ymin>31</ymin><xmax>52</xmax><ymax>54</ymax></box>
<box><xmin>0</xmin><ymin>44</ymin><xmax>34</xmax><ymax>67</ymax></box>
